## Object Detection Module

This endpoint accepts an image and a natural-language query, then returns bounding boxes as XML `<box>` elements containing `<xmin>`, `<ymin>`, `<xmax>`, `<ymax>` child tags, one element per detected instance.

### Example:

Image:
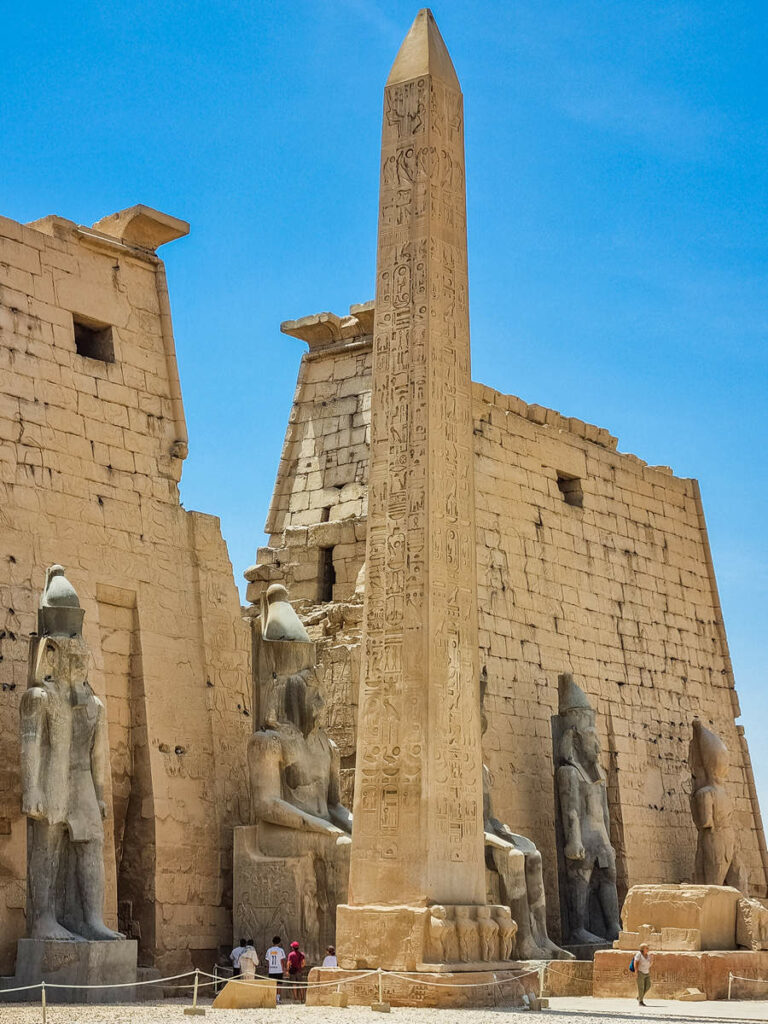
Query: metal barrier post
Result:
<box><xmin>40</xmin><ymin>980</ymin><xmax>46</xmax><ymax>1024</ymax></box>
<box><xmin>728</xmin><ymin>972</ymin><xmax>732</xmax><ymax>1001</ymax></box>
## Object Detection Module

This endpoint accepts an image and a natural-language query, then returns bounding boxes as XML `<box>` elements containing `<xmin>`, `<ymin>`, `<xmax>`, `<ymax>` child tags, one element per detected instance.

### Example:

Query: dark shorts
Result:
<box><xmin>269</xmin><ymin>972</ymin><xmax>284</xmax><ymax>983</ymax></box>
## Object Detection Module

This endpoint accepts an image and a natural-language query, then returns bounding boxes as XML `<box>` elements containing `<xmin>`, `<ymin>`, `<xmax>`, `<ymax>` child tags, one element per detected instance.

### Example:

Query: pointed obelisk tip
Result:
<box><xmin>386</xmin><ymin>8</ymin><xmax>460</xmax><ymax>89</ymax></box>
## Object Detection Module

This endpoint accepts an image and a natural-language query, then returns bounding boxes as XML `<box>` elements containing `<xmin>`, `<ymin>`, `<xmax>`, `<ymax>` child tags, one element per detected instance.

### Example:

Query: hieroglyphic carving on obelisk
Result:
<box><xmin>336</xmin><ymin>9</ymin><xmax>502</xmax><ymax>971</ymax></box>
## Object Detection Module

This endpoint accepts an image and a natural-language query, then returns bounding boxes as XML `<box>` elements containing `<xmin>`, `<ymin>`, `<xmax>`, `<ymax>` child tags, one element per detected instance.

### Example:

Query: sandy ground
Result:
<box><xmin>0</xmin><ymin>996</ymin><xmax>767</xmax><ymax>1024</ymax></box>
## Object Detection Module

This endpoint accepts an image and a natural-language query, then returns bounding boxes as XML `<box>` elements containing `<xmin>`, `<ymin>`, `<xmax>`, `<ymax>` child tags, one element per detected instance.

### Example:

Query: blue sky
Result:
<box><xmin>2</xmin><ymin>2</ymin><xmax>767</xmax><ymax>812</ymax></box>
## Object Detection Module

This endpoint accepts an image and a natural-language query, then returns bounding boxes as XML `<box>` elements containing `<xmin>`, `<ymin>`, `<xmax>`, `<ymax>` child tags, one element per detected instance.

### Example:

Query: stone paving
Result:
<box><xmin>1</xmin><ymin>995</ymin><xmax>767</xmax><ymax>1023</ymax></box>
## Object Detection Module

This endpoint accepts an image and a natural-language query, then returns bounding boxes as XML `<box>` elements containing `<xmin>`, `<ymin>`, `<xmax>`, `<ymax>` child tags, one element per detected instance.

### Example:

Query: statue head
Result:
<box><xmin>431</xmin><ymin>905</ymin><xmax>447</xmax><ymax>920</ymax></box>
<box><xmin>557</xmin><ymin>673</ymin><xmax>601</xmax><ymax>766</ymax></box>
<box><xmin>34</xmin><ymin>634</ymin><xmax>88</xmax><ymax>689</ymax></box>
<box><xmin>690</xmin><ymin>718</ymin><xmax>729</xmax><ymax>785</ymax></box>
<box><xmin>476</xmin><ymin>906</ymin><xmax>490</xmax><ymax>920</ymax></box>
<box><xmin>280</xmin><ymin>669</ymin><xmax>323</xmax><ymax>737</ymax></box>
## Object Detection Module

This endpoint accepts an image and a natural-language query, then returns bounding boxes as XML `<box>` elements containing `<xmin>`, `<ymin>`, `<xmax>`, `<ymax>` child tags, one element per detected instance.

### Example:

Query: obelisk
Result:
<box><xmin>336</xmin><ymin>9</ymin><xmax>498</xmax><ymax>971</ymax></box>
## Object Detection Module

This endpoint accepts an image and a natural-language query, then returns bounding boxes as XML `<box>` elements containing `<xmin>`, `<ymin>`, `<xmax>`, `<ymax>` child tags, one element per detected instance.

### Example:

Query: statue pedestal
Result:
<box><xmin>233</xmin><ymin>823</ymin><xmax>349</xmax><ymax>963</ymax></box>
<box><xmin>306</xmin><ymin>966</ymin><xmax>539</xmax><ymax>1008</ymax></box>
<box><xmin>1</xmin><ymin>939</ymin><xmax>138</xmax><ymax>1003</ymax></box>
<box><xmin>336</xmin><ymin>904</ymin><xmax>516</xmax><ymax>972</ymax></box>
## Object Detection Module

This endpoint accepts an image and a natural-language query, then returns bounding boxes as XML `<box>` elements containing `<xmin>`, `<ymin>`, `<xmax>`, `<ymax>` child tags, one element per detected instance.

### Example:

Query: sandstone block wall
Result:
<box><xmin>248</xmin><ymin>306</ymin><xmax>768</xmax><ymax>937</ymax></box>
<box><xmin>0</xmin><ymin>210</ymin><xmax>251</xmax><ymax>973</ymax></box>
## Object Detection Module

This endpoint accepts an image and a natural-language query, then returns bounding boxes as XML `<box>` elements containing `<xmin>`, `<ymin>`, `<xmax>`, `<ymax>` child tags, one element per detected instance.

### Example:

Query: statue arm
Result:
<box><xmin>20</xmin><ymin>687</ymin><xmax>47</xmax><ymax>818</ymax></box>
<box><xmin>90</xmin><ymin>698</ymin><xmax>108</xmax><ymax>818</ymax></box>
<box><xmin>249</xmin><ymin>732</ymin><xmax>346</xmax><ymax>836</ymax></box>
<box><xmin>327</xmin><ymin>739</ymin><xmax>352</xmax><ymax>834</ymax></box>
<box><xmin>691</xmin><ymin>786</ymin><xmax>715</xmax><ymax>829</ymax></box>
<box><xmin>558</xmin><ymin>764</ymin><xmax>585</xmax><ymax>860</ymax></box>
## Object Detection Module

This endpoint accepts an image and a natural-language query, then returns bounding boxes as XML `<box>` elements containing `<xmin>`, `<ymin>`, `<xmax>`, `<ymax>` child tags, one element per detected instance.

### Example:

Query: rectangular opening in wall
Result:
<box><xmin>319</xmin><ymin>546</ymin><xmax>336</xmax><ymax>603</ymax></box>
<box><xmin>557</xmin><ymin>472</ymin><xmax>584</xmax><ymax>508</ymax></box>
<box><xmin>73</xmin><ymin>315</ymin><xmax>115</xmax><ymax>363</ymax></box>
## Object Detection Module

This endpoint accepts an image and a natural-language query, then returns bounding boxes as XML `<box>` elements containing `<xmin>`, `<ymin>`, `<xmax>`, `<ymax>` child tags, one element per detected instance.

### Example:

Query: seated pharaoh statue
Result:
<box><xmin>689</xmin><ymin>718</ymin><xmax>747</xmax><ymax>891</ymax></box>
<box><xmin>554</xmin><ymin>673</ymin><xmax>620</xmax><ymax>947</ymax></box>
<box><xmin>234</xmin><ymin>583</ymin><xmax>351</xmax><ymax>963</ymax></box>
<box><xmin>480</xmin><ymin>670</ymin><xmax>573</xmax><ymax>960</ymax></box>
<box><xmin>21</xmin><ymin>565</ymin><xmax>123</xmax><ymax>942</ymax></box>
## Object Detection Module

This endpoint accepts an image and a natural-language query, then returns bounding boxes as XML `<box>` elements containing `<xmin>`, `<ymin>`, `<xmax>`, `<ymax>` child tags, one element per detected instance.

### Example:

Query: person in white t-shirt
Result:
<box><xmin>229</xmin><ymin>938</ymin><xmax>246</xmax><ymax>971</ymax></box>
<box><xmin>322</xmin><ymin>945</ymin><xmax>337</xmax><ymax>968</ymax></box>
<box><xmin>633</xmin><ymin>944</ymin><xmax>652</xmax><ymax>1006</ymax></box>
<box><xmin>265</xmin><ymin>935</ymin><xmax>286</xmax><ymax>1002</ymax></box>
<box><xmin>239</xmin><ymin>941</ymin><xmax>259</xmax><ymax>979</ymax></box>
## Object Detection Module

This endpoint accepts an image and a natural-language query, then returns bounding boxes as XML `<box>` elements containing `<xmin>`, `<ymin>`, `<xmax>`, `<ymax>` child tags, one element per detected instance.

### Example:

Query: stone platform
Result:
<box><xmin>542</xmin><ymin>959</ymin><xmax>593</xmax><ymax>996</ymax></box>
<box><xmin>0</xmin><ymin>939</ymin><xmax>138</xmax><ymax>1003</ymax></box>
<box><xmin>562</xmin><ymin>941</ymin><xmax>612</xmax><ymax>961</ymax></box>
<box><xmin>306</xmin><ymin>965</ymin><xmax>540</xmax><ymax>1008</ymax></box>
<box><xmin>593</xmin><ymin>948</ymin><xmax>768</xmax><ymax>1000</ymax></box>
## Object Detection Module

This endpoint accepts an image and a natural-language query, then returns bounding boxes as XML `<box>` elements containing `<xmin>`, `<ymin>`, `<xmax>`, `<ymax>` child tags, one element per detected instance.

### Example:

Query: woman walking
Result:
<box><xmin>633</xmin><ymin>943</ymin><xmax>652</xmax><ymax>1006</ymax></box>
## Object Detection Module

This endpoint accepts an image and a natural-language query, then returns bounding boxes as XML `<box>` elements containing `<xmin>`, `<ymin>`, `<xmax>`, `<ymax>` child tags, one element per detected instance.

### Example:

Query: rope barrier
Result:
<box><xmin>0</xmin><ymin>969</ymin><xmax>197</xmax><ymax>995</ymax></box>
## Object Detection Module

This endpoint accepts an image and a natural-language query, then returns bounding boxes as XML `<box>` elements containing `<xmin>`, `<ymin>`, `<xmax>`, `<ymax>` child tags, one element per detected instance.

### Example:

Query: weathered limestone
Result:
<box><xmin>690</xmin><ymin>718</ymin><xmax>747</xmax><ymax>891</ymax></box>
<box><xmin>481</xmin><ymin>672</ymin><xmax>570</xmax><ymax>960</ymax></box>
<box><xmin>555</xmin><ymin>673</ymin><xmax>620</xmax><ymax>946</ymax></box>
<box><xmin>594</xmin><ymin>947</ymin><xmax>768</xmax><ymax>1000</ymax></box>
<box><xmin>615</xmin><ymin>884</ymin><xmax>740</xmax><ymax>951</ymax></box>
<box><xmin>335</xmin><ymin>9</ymin><xmax>505</xmax><ymax>975</ymax></box>
<box><xmin>0</xmin><ymin>205</ymin><xmax>251</xmax><ymax>972</ymax></box>
<box><xmin>248</xmin><ymin>320</ymin><xmax>768</xmax><ymax>919</ymax></box>
<box><xmin>234</xmin><ymin>588</ymin><xmax>351</xmax><ymax>961</ymax></box>
<box><xmin>212</xmin><ymin>978</ymin><xmax>277</xmax><ymax>1009</ymax></box>
<box><xmin>3</xmin><ymin>938</ymin><xmax>138</xmax><ymax>1004</ymax></box>
<box><xmin>736</xmin><ymin>896</ymin><xmax>768</xmax><ymax>951</ymax></box>
<box><xmin>21</xmin><ymin>567</ymin><xmax>122</xmax><ymax>943</ymax></box>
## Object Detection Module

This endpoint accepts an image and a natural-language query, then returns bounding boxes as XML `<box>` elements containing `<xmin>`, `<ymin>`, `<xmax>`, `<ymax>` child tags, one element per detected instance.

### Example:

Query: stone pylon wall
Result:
<box><xmin>0</xmin><ymin>211</ymin><xmax>251</xmax><ymax>973</ymax></box>
<box><xmin>248</xmin><ymin>317</ymin><xmax>768</xmax><ymax>936</ymax></box>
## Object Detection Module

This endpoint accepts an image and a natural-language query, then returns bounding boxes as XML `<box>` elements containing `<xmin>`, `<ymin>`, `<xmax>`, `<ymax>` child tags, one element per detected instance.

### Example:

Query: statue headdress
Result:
<box><xmin>38</xmin><ymin>565</ymin><xmax>85</xmax><ymax>637</ymax></box>
<box><xmin>557</xmin><ymin>672</ymin><xmax>593</xmax><ymax>715</ymax></box>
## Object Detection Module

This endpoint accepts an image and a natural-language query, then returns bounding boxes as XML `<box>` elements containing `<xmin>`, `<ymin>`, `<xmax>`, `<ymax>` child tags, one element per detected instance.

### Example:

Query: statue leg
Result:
<box><xmin>596</xmin><ymin>864</ymin><xmax>620</xmax><ymax>941</ymax></box>
<box><xmin>565</xmin><ymin>861</ymin><xmax>603</xmax><ymax>945</ymax></box>
<box><xmin>494</xmin><ymin>847</ymin><xmax>546</xmax><ymax>959</ymax></box>
<box><xmin>725</xmin><ymin>854</ymin><xmax>748</xmax><ymax>895</ymax></box>
<box><xmin>28</xmin><ymin>820</ymin><xmax>75</xmax><ymax>940</ymax></box>
<box><xmin>524</xmin><ymin>849</ymin><xmax>574</xmax><ymax>960</ymax></box>
<box><xmin>75</xmin><ymin>839</ymin><xmax>123</xmax><ymax>940</ymax></box>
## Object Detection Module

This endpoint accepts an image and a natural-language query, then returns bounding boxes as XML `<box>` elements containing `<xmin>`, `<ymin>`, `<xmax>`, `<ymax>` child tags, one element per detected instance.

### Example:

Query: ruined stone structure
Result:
<box><xmin>245</xmin><ymin>28</ymin><xmax>768</xmax><ymax>952</ymax></box>
<box><xmin>0</xmin><ymin>206</ymin><xmax>250</xmax><ymax>974</ymax></box>
<box><xmin>248</xmin><ymin>296</ymin><xmax>768</xmax><ymax>937</ymax></box>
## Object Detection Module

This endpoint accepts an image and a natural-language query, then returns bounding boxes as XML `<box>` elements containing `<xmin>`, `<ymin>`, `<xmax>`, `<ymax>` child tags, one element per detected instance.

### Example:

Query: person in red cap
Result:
<box><xmin>287</xmin><ymin>940</ymin><xmax>306</xmax><ymax>1002</ymax></box>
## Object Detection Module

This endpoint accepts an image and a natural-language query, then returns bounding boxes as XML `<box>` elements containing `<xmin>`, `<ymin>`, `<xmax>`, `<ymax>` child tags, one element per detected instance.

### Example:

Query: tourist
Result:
<box><xmin>287</xmin><ymin>940</ymin><xmax>307</xmax><ymax>1002</ymax></box>
<box><xmin>229</xmin><ymin>938</ymin><xmax>246</xmax><ymax>972</ymax></box>
<box><xmin>633</xmin><ymin>943</ymin><xmax>652</xmax><ymax>1006</ymax></box>
<box><xmin>239</xmin><ymin>940</ymin><xmax>259</xmax><ymax>979</ymax></box>
<box><xmin>265</xmin><ymin>935</ymin><xmax>287</xmax><ymax>1003</ymax></box>
<box><xmin>322</xmin><ymin>945</ymin><xmax>337</xmax><ymax>968</ymax></box>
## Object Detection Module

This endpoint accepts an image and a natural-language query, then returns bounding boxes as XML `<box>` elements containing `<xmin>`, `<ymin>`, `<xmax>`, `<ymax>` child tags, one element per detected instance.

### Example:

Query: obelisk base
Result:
<box><xmin>336</xmin><ymin>904</ymin><xmax>516</xmax><ymax>972</ymax></box>
<box><xmin>306</xmin><ymin>966</ymin><xmax>539</xmax><ymax>1009</ymax></box>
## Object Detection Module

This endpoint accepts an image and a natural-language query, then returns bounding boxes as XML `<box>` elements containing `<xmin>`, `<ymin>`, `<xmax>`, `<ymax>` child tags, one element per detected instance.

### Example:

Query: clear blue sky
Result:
<box><xmin>3</xmin><ymin>3</ymin><xmax>767</xmax><ymax>814</ymax></box>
